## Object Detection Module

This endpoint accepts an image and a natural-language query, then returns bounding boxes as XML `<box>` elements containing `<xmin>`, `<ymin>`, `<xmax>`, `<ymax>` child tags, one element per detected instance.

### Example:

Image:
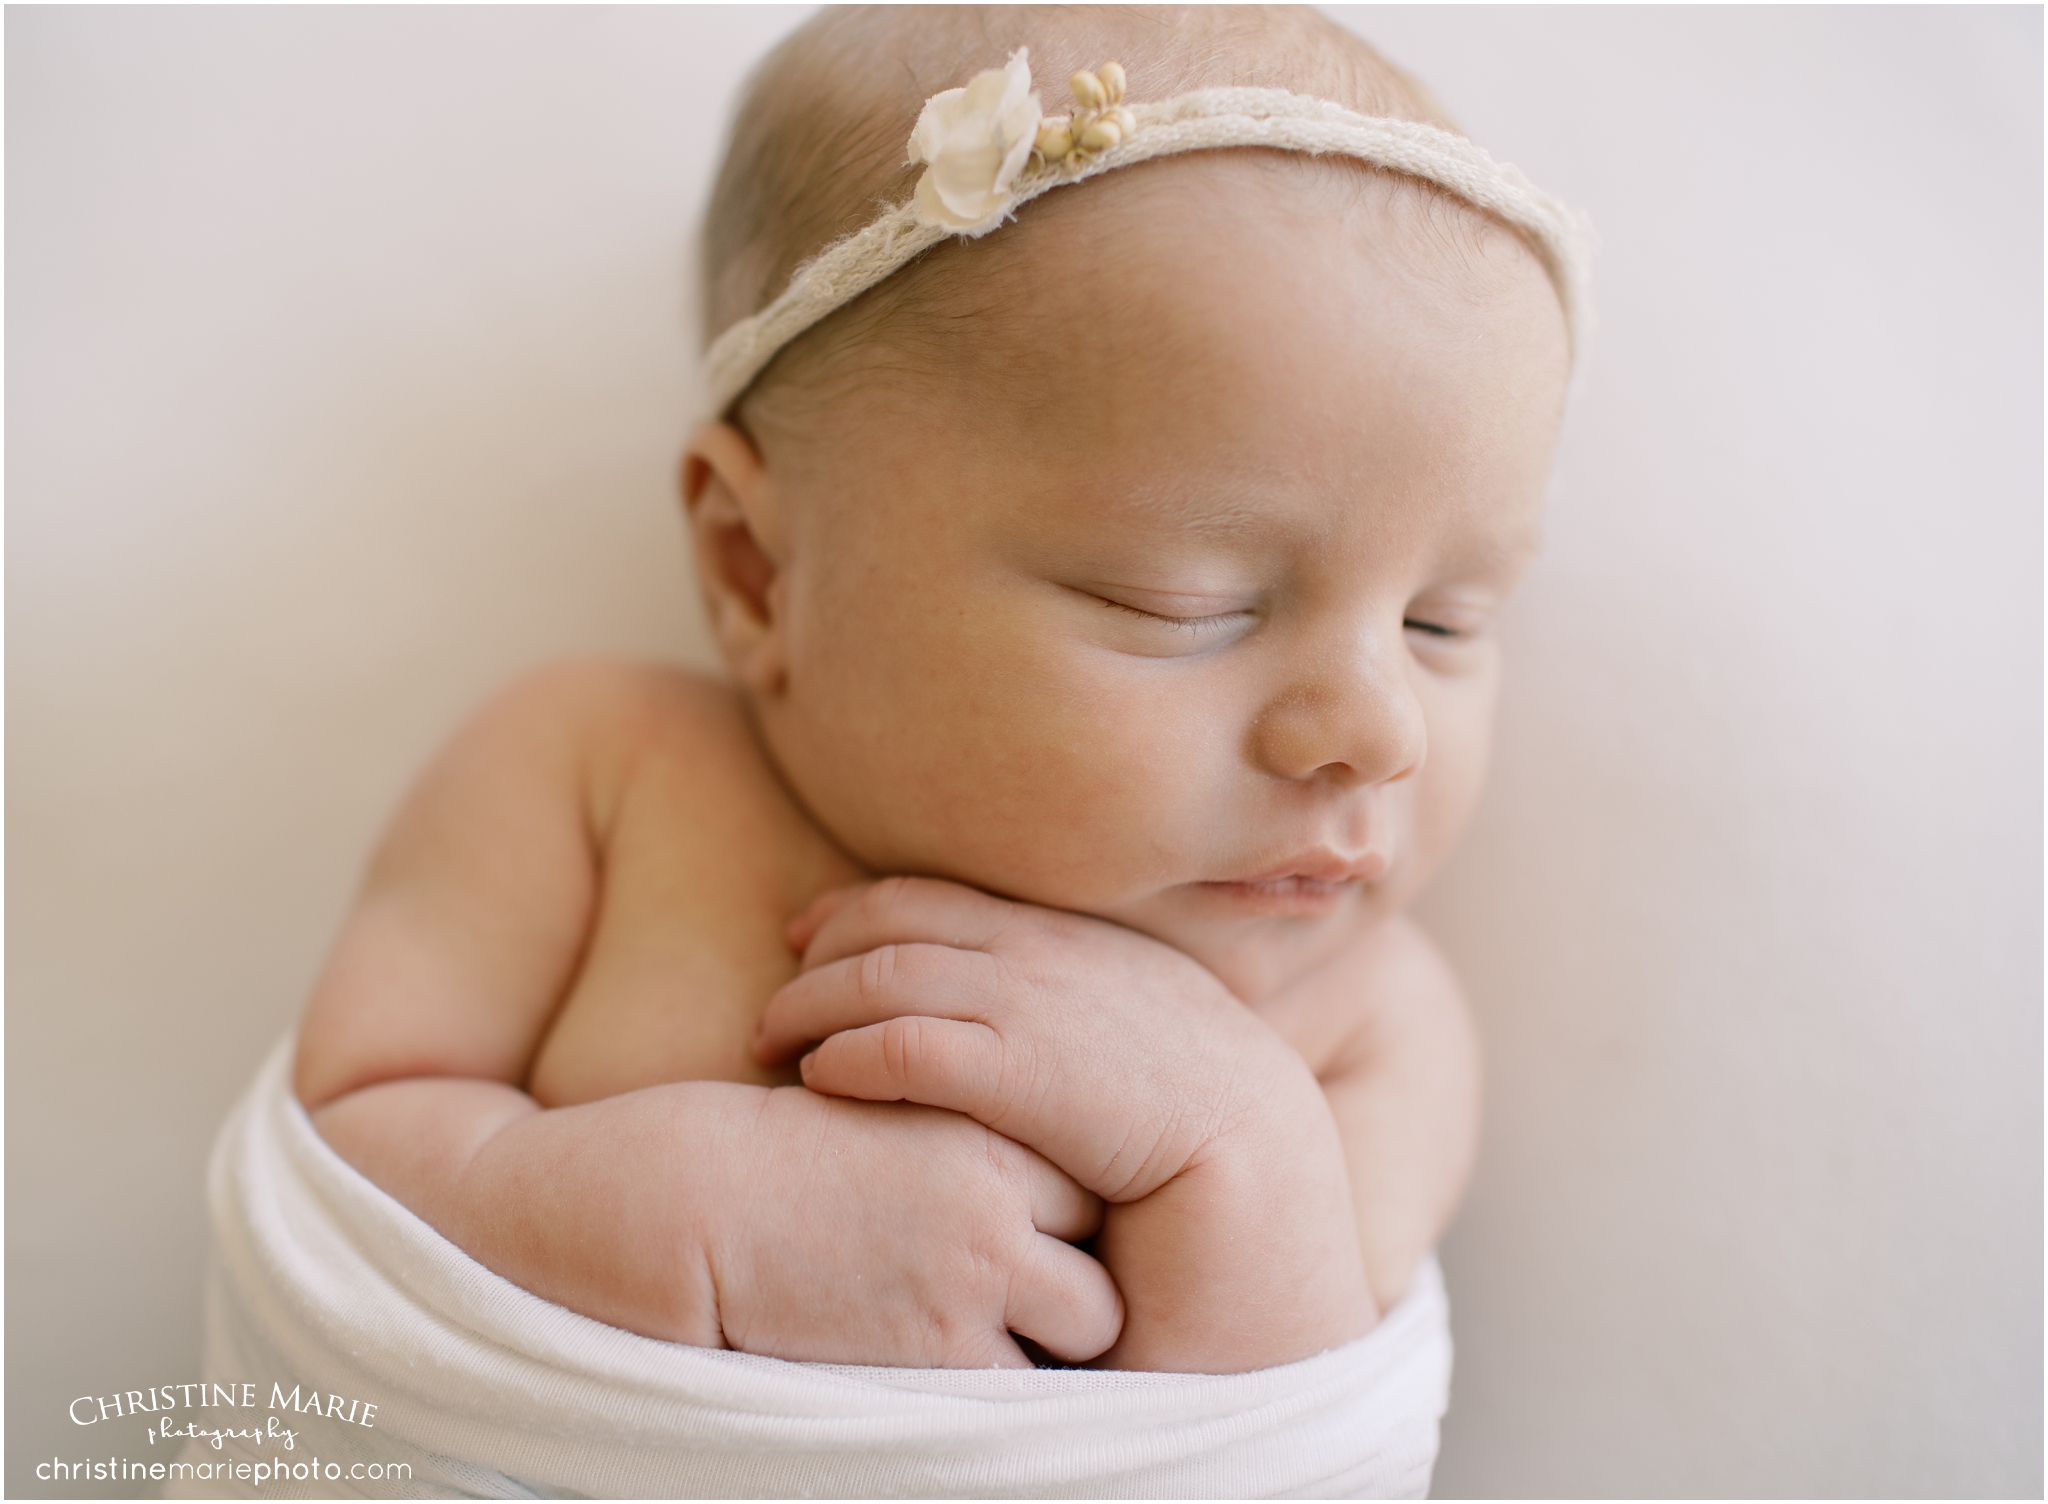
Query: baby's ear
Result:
<box><xmin>681</xmin><ymin>422</ymin><xmax>790</xmax><ymax>697</ymax></box>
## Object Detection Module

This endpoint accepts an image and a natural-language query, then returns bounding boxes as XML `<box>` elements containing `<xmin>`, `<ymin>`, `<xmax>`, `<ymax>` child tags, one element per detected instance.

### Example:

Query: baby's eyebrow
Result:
<box><xmin>1099</xmin><ymin>483</ymin><xmax>1288</xmax><ymax>539</ymax></box>
<box><xmin>1104</xmin><ymin>490</ymin><xmax>1539</xmax><ymax>549</ymax></box>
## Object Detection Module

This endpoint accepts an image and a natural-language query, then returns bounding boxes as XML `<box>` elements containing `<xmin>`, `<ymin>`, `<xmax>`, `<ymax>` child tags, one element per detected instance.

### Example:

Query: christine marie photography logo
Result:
<box><xmin>37</xmin><ymin>1380</ymin><xmax>412</xmax><ymax>1490</ymax></box>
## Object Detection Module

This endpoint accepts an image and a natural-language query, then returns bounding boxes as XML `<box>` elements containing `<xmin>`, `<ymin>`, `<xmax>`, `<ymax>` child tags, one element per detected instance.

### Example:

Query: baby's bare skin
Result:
<box><xmin>298</xmin><ymin>143</ymin><xmax>1567</xmax><ymax>1373</ymax></box>
<box><xmin>300</xmin><ymin>666</ymin><xmax>1126</xmax><ymax>1366</ymax></box>
<box><xmin>300</xmin><ymin>664</ymin><xmax>1472</xmax><ymax>1366</ymax></box>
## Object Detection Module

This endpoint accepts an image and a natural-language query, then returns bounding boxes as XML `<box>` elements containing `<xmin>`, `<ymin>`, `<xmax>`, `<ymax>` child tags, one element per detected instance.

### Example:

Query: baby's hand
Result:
<box><xmin>755</xmin><ymin>878</ymin><xmax>1374</xmax><ymax>1371</ymax></box>
<box><xmin>311</xmin><ymin>1073</ymin><xmax>1120</xmax><ymax>1369</ymax></box>
<box><xmin>759</xmin><ymin>878</ymin><xmax>1288</xmax><ymax>1205</ymax></box>
<box><xmin>706</xmin><ymin>1085</ymin><xmax>1121</xmax><ymax>1368</ymax></box>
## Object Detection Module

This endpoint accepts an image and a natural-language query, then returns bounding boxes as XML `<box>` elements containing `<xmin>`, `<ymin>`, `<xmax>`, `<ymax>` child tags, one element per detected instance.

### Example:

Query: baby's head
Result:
<box><xmin>685</xmin><ymin>5</ymin><xmax>1574</xmax><ymax>1001</ymax></box>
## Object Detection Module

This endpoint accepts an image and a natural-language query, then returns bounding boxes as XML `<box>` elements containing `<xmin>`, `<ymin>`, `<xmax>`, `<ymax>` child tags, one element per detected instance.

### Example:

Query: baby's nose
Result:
<box><xmin>1249</xmin><ymin>636</ymin><xmax>1426</xmax><ymax>787</ymax></box>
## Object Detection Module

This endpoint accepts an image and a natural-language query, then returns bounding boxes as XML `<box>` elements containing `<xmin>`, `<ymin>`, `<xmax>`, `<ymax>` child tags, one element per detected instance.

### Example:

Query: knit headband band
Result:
<box><xmin>702</xmin><ymin>49</ymin><xmax>1592</xmax><ymax>414</ymax></box>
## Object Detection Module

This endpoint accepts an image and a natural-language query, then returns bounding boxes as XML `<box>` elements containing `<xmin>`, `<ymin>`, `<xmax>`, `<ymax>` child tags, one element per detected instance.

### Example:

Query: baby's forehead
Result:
<box><xmin>752</xmin><ymin>160</ymin><xmax>1569</xmax><ymax>563</ymax></box>
<box><xmin>784</xmin><ymin>277</ymin><xmax>1558</xmax><ymax>582</ymax></box>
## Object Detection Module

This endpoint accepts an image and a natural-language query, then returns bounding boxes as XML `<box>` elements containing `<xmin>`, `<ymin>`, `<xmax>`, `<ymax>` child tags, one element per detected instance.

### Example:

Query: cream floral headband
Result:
<box><xmin>702</xmin><ymin>49</ymin><xmax>1592</xmax><ymax>413</ymax></box>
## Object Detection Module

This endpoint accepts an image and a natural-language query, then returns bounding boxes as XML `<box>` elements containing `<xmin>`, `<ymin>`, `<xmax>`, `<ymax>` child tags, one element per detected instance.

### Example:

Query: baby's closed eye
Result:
<box><xmin>1102</xmin><ymin>596</ymin><xmax>1254</xmax><ymax>632</ymax></box>
<box><xmin>1072</xmin><ymin>583</ymin><xmax>1262</xmax><ymax>655</ymax></box>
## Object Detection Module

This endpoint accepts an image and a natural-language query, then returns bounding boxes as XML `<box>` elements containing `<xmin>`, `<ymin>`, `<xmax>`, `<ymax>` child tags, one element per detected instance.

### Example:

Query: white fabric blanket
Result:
<box><xmin>175</xmin><ymin>1041</ymin><xmax>1452</xmax><ymax>1499</ymax></box>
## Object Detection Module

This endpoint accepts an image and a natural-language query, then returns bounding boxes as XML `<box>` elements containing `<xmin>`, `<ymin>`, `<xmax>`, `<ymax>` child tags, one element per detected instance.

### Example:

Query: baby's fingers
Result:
<box><xmin>797</xmin><ymin>875</ymin><xmax>1020</xmax><ymax>971</ymax></box>
<box><xmin>754</xmin><ymin>942</ymin><xmax>999</xmax><ymax>1064</ymax></box>
<box><xmin>798</xmin><ymin>1015</ymin><xmax>1009</xmax><ymax>1125</ymax></box>
<box><xmin>1006</xmin><ymin>1234</ymin><xmax>1123</xmax><ymax>1364</ymax></box>
<box><xmin>1026</xmin><ymin>1150</ymin><xmax>1104</xmax><ymax>1243</ymax></box>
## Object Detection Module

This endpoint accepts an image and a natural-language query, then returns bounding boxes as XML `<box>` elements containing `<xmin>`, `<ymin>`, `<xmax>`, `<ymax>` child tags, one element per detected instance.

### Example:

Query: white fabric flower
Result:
<box><xmin>907</xmin><ymin>49</ymin><xmax>1042</xmax><ymax>236</ymax></box>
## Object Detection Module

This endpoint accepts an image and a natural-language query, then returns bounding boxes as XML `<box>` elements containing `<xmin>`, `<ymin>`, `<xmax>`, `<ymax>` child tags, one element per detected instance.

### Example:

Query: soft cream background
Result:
<box><xmin>7</xmin><ymin>6</ymin><xmax>2039</xmax><ymax>1497</ymax></box>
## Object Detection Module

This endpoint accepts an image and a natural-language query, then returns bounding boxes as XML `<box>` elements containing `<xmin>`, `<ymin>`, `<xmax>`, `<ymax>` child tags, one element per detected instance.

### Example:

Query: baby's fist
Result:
<box><xmin>758</xmin><ymin>878</ymin><xmax>1302</xmax><ymax>1203</ymax></box>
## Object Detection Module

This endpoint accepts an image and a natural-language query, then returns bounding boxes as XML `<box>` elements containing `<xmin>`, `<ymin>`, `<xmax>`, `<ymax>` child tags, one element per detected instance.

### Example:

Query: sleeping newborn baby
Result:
<box><xmin>294</xmin><ymin>4</ymin><xmax>1577</xmax><ymax>1375</ymax></box>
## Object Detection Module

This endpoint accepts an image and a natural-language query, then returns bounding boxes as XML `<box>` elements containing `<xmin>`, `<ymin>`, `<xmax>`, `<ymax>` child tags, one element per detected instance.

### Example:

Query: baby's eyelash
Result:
<box><xmin>1403</xmin><ymin>618</ymin><xmax>1458</xmax><ymax>638</ymax></box>
<box><xmin>1104</xmin><ymin>599</ymin><xmax>1245</xmax><ymax>632</ymax></box>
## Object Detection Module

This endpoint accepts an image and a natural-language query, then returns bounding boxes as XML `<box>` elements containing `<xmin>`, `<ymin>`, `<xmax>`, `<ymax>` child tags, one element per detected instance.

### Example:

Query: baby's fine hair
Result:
<box><xmin>701</xmin><ymin>6</ymin><xmax>1456</xmax><ymax>354</ymax></box>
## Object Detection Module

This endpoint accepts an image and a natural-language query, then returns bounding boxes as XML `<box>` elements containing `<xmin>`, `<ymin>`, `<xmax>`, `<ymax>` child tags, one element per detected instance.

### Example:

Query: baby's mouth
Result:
<box><xmin>1193</xmin><ymin>851</ymin><xmax>1389</xmax><ymax>916</ymax></box>
<box><xmin>1193</xmin><ymin>875</ymin><xmax>1357</xmax><ymax>917</ymax></box>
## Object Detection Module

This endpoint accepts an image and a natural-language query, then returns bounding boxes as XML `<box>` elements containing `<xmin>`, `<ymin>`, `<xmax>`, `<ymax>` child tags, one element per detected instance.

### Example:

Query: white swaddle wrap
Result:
<box><xmin>176</xmin><ymin>1042</ymin><xmax>1452</xmax><ymax>1499</ymax></box>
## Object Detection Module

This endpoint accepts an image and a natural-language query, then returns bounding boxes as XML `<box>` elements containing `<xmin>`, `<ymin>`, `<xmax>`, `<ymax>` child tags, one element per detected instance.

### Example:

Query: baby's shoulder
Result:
<box><xmin>477</xmin><ymin>656</ymin><xmax>856</xmax><ymax>902</ymax></box>
<box><xmin>474</xmin><ymin>657</ymin><xmax>745</xmax><ymax>748</ymax></box>
<box><xmin>455</xmin><ymin>658</ymin><xmax>759</xmax><ymax>809</ymax></box>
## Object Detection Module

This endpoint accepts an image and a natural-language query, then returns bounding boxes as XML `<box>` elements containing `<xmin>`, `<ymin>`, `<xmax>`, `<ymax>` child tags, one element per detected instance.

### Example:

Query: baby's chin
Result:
<box><xmin>1096</xmin><ymin>877</ymin><xmax>1395</xmax><ymax>1006</ymax></box>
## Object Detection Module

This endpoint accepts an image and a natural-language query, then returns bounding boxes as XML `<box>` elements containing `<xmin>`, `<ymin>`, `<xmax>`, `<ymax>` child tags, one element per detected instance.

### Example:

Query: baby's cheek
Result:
<box><xmin>970</xmin><ymin>704</ymin><xmax>1195</xmax><ymax>890</ymax></box>
<box><xmin>781</xmin><ymin>558</ymin><xmax>1226</xmax><ymax>902</ymax></box>
<box><xmin>1406</xmin><ymin>685</ymin><xmax>1499</xmax><ymax>882</ymax></box>
<box><xmin>949</xmin><ymin>671</ymin><xmax>1215</xmax><ymax>899</ymax></box>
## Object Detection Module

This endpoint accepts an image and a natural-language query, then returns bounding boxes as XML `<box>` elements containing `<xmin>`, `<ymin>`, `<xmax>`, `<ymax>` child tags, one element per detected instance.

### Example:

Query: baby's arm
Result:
<box><xmin>758</xmin><ymin>884</ymin><xmax>1481</xmax><ymax>1366</ymax></box>
<box><xmin>297</xmin><ymin>665</ymin><xmax>1118</xmax><ymax>1365</ymax></box>
<box><xmin>756</xmin><ymin>880</ymin><xmax>1377</xmax><ymax>1373</ymax></box>
<box><xmin>1268</xmin><ymin>915</ymin><xmax>1481</xmax><ymax>1312</ymax></box>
